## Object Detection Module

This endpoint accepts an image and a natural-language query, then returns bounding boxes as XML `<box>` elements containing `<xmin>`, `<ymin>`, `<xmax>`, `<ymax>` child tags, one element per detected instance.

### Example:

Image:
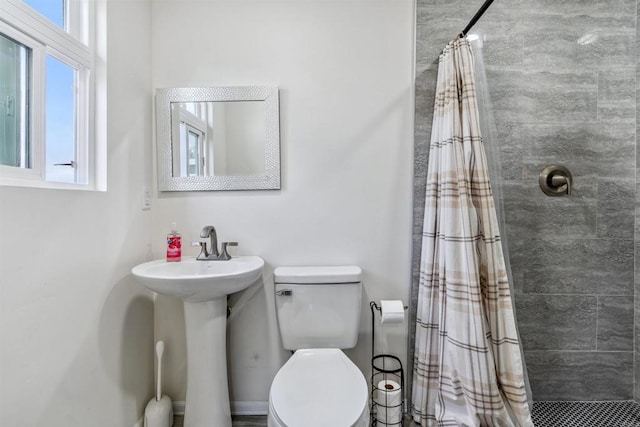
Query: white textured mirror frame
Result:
<box><xmin>155</xmin><ymin>86</ymin><xmax>281</xmax><ymax>191</ymax></box>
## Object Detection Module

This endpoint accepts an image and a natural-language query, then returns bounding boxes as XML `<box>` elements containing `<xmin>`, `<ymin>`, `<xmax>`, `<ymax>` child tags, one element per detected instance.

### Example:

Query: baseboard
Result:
<box><xmin>173</xmin><ymin>400</ymin><xmax>186</xmax><ymax>415</ymax></box>
<box><xmin>170</xmin><ymin>400</ymin><xmax>269</xmax><ymax>416</ymax></box>
<box><xmin>172</xmin><ymin>400</ymin><xmax>268</xmax><ymax>416</ymax></box>
<box><xmin>231</xmin><ymin>401</ymin><xmax>269</xmax><ymax>415</ymax></box>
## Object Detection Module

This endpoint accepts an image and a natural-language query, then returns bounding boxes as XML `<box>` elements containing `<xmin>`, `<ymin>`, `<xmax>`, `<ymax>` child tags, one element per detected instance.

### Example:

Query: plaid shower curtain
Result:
<box><xmin>411</xmin><ymin>37</ymin><xmax>533</xmax><ymax>426</ymax></box>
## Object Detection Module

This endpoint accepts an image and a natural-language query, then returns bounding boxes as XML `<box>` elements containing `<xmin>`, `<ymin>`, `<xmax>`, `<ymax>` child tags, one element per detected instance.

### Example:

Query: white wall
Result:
<box><xmin>212</xmin><ymin>102</ymin><xmax>227</xmax><ymax>175</ymax></box>
<box><xmin>224</xmin><ymin>102</ymin><xmax>265</xmax><ymax>175</ymax></box>
<box><xmin>0</xmin><ymin>1</ymin><xmax>155</xmax><ymax>425</ymax></box>
<box><xmin>150</xmin><ymin>0</ymin><xmax>415</xmax><ymax>407</ymax></box>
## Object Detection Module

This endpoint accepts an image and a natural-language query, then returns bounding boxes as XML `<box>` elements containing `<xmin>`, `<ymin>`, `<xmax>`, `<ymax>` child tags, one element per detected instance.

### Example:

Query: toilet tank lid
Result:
<box><xmin>274</xmin><ymin>266</ymin><xmax>362</xmax><ymax>284</ymax></box>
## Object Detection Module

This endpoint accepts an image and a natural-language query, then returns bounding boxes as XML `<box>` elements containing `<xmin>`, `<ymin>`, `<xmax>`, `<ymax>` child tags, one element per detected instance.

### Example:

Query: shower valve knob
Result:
<box><xmin>539</xmin><ymin>165</ymin><xmax>572</xmax><ymax>197</ymax></box>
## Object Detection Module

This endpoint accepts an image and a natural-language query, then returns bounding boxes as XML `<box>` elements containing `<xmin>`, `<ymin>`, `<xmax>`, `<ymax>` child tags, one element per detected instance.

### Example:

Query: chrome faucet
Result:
<box><xmin>200</xmin><ymin>225</ymin><xmax>219</xmax><ymax>258</ymax></box>
<box><xmin>196</xmin><ymin>225</ymin><xmax>238</xmax><ymax>261</ymax></box>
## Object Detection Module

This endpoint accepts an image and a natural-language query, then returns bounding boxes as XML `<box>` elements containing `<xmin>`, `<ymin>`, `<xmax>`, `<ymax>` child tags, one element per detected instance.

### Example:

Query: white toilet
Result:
<box><xmin>268</xmin><ymin>266</ymin><xmax>369</xmax><ymax>427</ymax></box>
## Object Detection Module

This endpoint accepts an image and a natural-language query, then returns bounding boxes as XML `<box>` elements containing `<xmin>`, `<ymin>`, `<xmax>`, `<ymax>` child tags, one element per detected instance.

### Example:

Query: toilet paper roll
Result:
<box><xmin>375</xmin><ymin>379</ymin><xmax>402</xmax><ymax>425</ymax></box>
<box><xmin>380</xmin><ymin>300</ymin><xmax>405</xmax><ymax>324</ymax></box>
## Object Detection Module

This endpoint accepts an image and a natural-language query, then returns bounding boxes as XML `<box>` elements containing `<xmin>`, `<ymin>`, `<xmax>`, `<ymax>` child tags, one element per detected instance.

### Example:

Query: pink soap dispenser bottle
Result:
<box><xmin>166</xmin><ymin>222</ymin><xmax>182</xmax><ymax>262</ymax></box>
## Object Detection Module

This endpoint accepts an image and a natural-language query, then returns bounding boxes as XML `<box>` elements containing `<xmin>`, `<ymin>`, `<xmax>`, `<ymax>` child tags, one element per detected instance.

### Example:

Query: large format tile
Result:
<box><xmin>598</xmin><ymin>69</ymin><xmax>636</xmax><ymax>123</ymax></box>
<box><xmin>419</xmin><ymin>0</ymin><xmax>522</xmax><ymax>5</ymax></box>
<box><xmin>490</xmin><ymin>122</ymin><xmax>523</xmax><ymax>181</ymax></box>
<box><xmin>598</xmin><ymin>104</ymin><xmax>637</xmax><ymax>124</ymax></box>
<box><xmin>599</xmin><ymin>69</ymin><xmax>636</xmax><ymax>103</ymax></box>
<box><xmin>414</xmin><ymin>68</ymin><xmax>437</xmax><ymax>144</ymax></box>
<box><xmin>596</xmin><ymin>179</ymin><xmax>635</xmax><ymax>239</ymax></box>
<box><xmin>515</xmin><ymin>294</ymin><xmax>597</xmax><ymax>350</ymax></box>
<box><xmin>521</xmin><ymin>238</ymin><xmax>634</xmax><ymax>295</ymax></box>
<box><xmin>504</xmin><ymin>231</ymin><xmax>526</xmax><ymax>294</ymax></box>
<box><xmin>597</xmin><ymin>296</ymin><xmax>634</xmax><ymax>351</ymax></box>
<box><xmin>525</xmin><ymin>350</ymin><xmax>634</xmax><ymax>401</ymax></box>
<box><xmin>503</xmin><ymin>183</ymin><xmax>598</xmax><ymax>239</ymax></box>
<box><xmin>522</xmin><ymin>0</ymin><xmax>636</xmax><ymax>17</ymax></box>
<box><xmin>521</xmin><ymin>123</ymin><xmax>636</xmax><ymax>180</ymax></box>
<box><xmin>470</xmin><ymin>0</ymin><xmax>521</xmax><ymax>33</ymax></box>
<box><xmin>473</xmin><ymin>34</ymin><xmax>524</xmax><ymax>69</ymax></box>
<box><xmin>636</xmin><ymin>165</ymin><xmax>640</xmax><ymax>239</ymax></box>
<box><xmin>418</xmin><ymin>0</ymin><xmax>521</xmax><ymax>38</ymax></box>
<box><xmin>636</xmin><ymin>262</ymin><xmax>640</xmax><ymax>399</ymax></box>
<box><xmin>415</xmin><ymin>3</ymin><xmax>465</xmax><ymax>70</ymax></box>
<box><xmin>635</xmin><ymin>0</ymin><xmax>640</xmax><ymax>397</ymax></box>
<box><xmin>486</xmin><ymin>69</ymin><xmax>598</xmax><ymax>124</ymax></box>
<box><xmin>521</xmin><ymin>12</ymin><xmax>635</xmax><ymax>72</ymax></box>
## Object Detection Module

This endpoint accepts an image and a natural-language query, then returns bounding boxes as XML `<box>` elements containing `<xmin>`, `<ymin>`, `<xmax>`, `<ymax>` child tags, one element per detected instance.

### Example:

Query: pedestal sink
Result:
<box><xmin>132</xmin><ymin>256</ymin><xmax>264</xmax><ymax>427</ymax></box>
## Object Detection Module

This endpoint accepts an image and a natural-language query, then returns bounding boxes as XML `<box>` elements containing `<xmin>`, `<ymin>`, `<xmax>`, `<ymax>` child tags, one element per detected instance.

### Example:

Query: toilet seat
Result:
<box><xmin>268</xmin><ymin>348</ymin><xmax>369</xmax><ymax>427</ymax></box>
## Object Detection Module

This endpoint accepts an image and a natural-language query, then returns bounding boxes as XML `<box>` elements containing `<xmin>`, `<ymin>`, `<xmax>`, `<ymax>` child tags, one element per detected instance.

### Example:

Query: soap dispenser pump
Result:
<box><xmin>166</xmin><ymin>222</ymin><xmax>182</xmax><ymax>262</ymax></box>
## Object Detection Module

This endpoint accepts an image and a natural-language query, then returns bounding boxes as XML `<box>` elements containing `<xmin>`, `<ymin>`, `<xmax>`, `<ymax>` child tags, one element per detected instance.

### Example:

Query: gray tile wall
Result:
<box><xmin>635</xmin><ymin>0</ymin><xmax>640</xmax><ymax>403</ymax></box>
<box><xmin>411</xmin><ymin>0</ymin><xmax>637</xmax><ymax>402</ymax></box>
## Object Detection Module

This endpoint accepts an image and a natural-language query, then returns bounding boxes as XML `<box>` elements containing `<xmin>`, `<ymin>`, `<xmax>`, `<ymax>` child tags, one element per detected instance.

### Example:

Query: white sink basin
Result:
<box><xmin>131</xmin><ymin>256</ymin><xmax>264</xmax><ymax>301</ymax></box>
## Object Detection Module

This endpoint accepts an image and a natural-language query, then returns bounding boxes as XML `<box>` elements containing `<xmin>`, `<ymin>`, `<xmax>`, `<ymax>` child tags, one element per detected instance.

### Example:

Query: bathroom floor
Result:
<box><xmin>174</xmin><ymin>402</ymin><xmax>640</xmax><ymax>426</ymax></box>
<box><xmin>173</xmin><ymin>414</ymin><xmax>422</xmax><ymax>426</ymax></box>
<box><xmin>174</xmin><ymin>415</ymin><xmax>267</xmax><ymax>426</ymax></box>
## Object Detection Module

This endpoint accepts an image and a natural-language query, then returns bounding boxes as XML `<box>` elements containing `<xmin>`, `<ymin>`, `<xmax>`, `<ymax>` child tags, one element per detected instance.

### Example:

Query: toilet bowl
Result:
<box><xmin>268</xmin><ymin>349</ymin><xmax>369</xmax><ymax>427</ymax></box>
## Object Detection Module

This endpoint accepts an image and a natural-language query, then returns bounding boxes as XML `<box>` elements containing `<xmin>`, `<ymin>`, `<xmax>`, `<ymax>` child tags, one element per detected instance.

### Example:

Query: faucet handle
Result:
<box><xmin>220</xmin><ymin>242</ymin><xmax>238</xmax><ymax>260</ymax></box>
<box><xmin>192</xmin><ymin>241</ymin><xmax>209</xmax><ymax>260</ymax></box>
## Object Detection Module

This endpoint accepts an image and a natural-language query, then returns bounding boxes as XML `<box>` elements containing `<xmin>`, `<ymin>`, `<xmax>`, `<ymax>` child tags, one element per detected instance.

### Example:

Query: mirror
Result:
<box><xmin>156</xmin><ymin>86</ymin><xmax>280</xmax><ymax>191</ymax></box>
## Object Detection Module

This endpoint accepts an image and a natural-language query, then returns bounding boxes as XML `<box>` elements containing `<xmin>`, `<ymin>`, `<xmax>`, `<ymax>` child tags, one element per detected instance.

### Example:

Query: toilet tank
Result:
<box><xmin>274</xmin><ymin>266</ymin><xmax>363</xmax><ymax>350</ymax></box>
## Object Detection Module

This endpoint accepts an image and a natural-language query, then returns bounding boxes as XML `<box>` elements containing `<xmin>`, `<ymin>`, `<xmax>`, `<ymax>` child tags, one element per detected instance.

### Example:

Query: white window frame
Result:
<box><xmin>183</xmin><ymin>124</ymin><xmax>205</xmax><ymax>177</ymax></box>
<box><xmin>0</xmin><ymin>0</ymin><xmax>97</xmax><ymax>190</ymax></box>
<box><xmin>171</xmin><ymin>105</ymin><xmax>209</xmax><ymax>178</ymax></box>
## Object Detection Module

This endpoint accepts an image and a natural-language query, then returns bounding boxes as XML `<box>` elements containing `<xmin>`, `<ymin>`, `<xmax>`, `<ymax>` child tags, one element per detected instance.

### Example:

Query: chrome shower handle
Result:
<box><xmin>550</xmin><ymin>174</ymin><xmax>568</xmax><ymax>188</ymax></box>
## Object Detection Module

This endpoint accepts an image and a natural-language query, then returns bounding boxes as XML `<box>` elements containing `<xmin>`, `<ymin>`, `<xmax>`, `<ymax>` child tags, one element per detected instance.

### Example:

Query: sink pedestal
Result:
<box><xmin>183</xmin><ymin>298</ymin><xmax>231</xmax><ymax>427</ymax></box>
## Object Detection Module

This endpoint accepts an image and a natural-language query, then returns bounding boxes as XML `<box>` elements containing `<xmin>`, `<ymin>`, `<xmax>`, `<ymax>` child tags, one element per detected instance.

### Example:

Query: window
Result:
<box><xmin>171</xmin><ymin>103</ymin><xmax>210</xmax><ymax>178</ymax></box>
<box><xmin>0</xmin><ymin>0</ymin><xmax>96</xmax><ymax>189</ymax></box>
<box><xmin>0</xmin><ymin>33</ymin><xmax>30</xmax><ymax>170</ymax></box>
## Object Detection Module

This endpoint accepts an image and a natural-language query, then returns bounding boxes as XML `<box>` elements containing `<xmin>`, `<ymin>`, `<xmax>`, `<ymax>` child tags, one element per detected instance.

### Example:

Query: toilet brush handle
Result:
<box><xmin>156</xmin><ymin>341</ymin><xmax>164</xmax><ymax>401</ymax></box>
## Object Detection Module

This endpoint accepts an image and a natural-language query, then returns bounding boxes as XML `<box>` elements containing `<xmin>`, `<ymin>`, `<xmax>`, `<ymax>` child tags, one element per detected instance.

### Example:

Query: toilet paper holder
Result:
<box><xmin>370</xmin><ymin>301</ymin><xmax>405</xmax><ymax>426</ymax></box>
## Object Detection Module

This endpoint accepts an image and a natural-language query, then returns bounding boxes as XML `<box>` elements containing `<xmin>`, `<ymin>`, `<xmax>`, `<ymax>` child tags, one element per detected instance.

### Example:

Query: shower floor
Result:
<box><xmin>532</xmin><ymin>401</ymin><xmax>640</xmax><ymax>426</ymax></box>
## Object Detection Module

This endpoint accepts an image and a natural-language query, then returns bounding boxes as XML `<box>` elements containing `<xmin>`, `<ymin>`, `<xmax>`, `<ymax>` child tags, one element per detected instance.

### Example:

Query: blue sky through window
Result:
<box><xmin>45</xmin><ymin>55</ymin><xmax>75</xmax><ymax>183</ymax></box>
<box><xmin>22</xmin><ymin>0</ymin><xmax>64</xmax><ymax>28</ymax></box>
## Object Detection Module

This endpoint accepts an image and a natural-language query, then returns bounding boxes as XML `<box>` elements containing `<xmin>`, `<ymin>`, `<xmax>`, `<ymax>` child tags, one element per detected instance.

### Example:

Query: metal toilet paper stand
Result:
<box><xmin>370</xmin><ymin>301</ymin><xmax>405</xmax><ymax>426</ymax></box>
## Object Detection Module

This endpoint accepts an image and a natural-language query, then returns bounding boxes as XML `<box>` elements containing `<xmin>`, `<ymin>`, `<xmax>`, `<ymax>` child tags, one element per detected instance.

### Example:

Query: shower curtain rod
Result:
<box><xmin>460</xmin><ymin>0</ymin><xmax>495</xmax><ymax>37</ymax></box>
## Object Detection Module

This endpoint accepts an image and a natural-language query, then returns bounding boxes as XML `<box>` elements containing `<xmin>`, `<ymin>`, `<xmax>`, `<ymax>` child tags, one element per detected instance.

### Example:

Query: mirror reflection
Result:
<box><xmin>170</xmin><ymin>101</ymin><xmax>266</xmax><ymax>178</ymax></box>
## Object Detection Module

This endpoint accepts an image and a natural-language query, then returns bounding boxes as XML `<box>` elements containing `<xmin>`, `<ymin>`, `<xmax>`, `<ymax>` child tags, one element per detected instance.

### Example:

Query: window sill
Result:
<box><xmin>0</xmin><ymin>176</ymin><xmax>104</xmax><ymax>192</ymax></box>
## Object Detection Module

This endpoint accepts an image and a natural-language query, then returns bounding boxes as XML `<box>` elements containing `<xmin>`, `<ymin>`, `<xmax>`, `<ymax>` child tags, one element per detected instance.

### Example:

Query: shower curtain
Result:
<box><xmin>411</xmin><ymin>37</ymin><xmax>533</xmax><ymax>426</ymax></box>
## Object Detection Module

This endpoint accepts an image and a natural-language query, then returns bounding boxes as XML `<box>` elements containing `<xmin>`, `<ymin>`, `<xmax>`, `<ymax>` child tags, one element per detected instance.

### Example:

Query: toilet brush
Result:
<box><xmin>144</xmin><ymin>341</ymin><xmax>173</xmax><ymax>427</ymax></box>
